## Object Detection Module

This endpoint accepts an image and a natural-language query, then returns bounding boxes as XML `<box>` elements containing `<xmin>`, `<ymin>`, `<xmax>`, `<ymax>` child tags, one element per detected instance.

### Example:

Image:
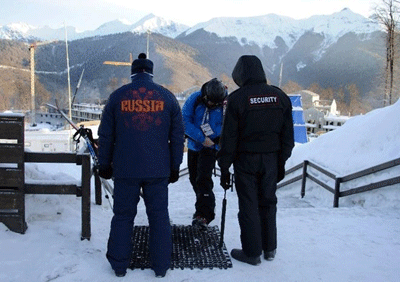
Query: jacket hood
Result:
<box><xmin>232</xmin><ymin>55</ymin><xmax>267</xmax><ymax>87</ymax></box>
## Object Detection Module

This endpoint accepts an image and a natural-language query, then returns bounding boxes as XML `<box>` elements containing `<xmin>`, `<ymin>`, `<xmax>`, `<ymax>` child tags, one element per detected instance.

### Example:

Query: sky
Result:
<box><xmin>0</xmin><ymin>97</ymin><xmax>399</xmax><ymax>281</ymax></box>
<box><xmin>0</xmin><ymin>0</ymin><xmax>379</xmax><ymax>31</ymax></box>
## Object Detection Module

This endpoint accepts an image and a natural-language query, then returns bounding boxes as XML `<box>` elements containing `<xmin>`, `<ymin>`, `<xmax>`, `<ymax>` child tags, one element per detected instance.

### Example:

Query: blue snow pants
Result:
<box><xmin>106</xmin><ymin>177</ymin><xmax>172</xmax><ymax>275</ymax></box>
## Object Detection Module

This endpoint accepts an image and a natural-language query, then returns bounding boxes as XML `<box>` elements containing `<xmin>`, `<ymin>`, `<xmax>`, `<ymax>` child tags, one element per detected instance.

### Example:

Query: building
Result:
<box><xmin>70</xmin><ymin>103</ymin><xmax>103</xmax><ymax>123</ymax></box>
<box><xmin>293</xmin><ymin>90</ymin><xmax>351</xmax><ymax>137</ymax></box>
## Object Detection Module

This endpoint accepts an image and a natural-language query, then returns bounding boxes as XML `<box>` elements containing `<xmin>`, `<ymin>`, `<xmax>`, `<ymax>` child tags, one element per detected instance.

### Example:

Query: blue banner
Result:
<box><xmin>289</xmin><ymin>94</ymin><xmax>307</xmax><ymax>144</ymax></box>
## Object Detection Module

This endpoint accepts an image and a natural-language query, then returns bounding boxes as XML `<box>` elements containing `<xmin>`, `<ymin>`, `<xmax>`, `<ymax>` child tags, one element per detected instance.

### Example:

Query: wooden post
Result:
<box><xmin>301</xmin><ymin>160</ymin><xmax>308</xmax><ymax>198</ymax></box>
<box><xmin>0</xmin><ymin>114</ymin><xmax>27</xmax><ymax>234</ymax></box>
<box><xmin>333</xmin><ymin>178</ymin><xmax>341</xmax><ymax>208</ymax></box>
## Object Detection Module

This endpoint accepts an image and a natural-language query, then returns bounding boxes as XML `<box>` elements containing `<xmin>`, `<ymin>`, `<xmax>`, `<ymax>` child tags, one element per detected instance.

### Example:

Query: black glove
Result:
<box><xmin>220</xmin><ymin>169</ymin><xmax>231</xmax><ymax>190</ymax></box>
<box><xmin>97</xmin><ymin>165</ymin><xmax>113</xmax><ymax>180</ymax></box>
<box><xmin>277</xmin><ymin>157</ymin><xmax>285</xmax><ymax>183</ymax></box>
<box><xmin>212</xmin><ymin>136</ymin><xmax>220</xmax><ymax>144</ymax></box>
<box><xmin>169</xmin><ymin>169</ymin><xmax>180</xmax><ymax>183</ymax></box>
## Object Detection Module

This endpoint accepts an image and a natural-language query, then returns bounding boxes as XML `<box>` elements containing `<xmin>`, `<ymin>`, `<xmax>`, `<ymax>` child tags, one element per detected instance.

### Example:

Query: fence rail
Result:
<box><xmin>277</xmin><ymin>157</ymin><xmax>400</xmax><ymax>207</ymax></box>
<box><xmin>24</xmin><ymin>151</ymin><xmax>91</xmax><ymax>240</ymax></box>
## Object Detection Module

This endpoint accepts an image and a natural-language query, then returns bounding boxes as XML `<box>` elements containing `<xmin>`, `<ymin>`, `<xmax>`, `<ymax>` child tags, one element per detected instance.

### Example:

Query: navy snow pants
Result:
<box><xmin>233</xmin><ymin>152</ymin><xmax>278</xmax><ymax>257</ymax></box>
<box><xmin>106</xmin><ymin>177</ymin><xmax>171</xmax><ymax>275</ymax></box>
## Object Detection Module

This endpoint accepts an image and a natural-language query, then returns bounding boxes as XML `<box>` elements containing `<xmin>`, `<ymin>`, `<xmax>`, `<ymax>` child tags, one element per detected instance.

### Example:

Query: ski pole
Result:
<box><xmin>48</xmin><ymin>101</ymin><xmax>114</xmax><ymax>208</ymax></box>
<box><xmin>71</xmin><ymin>68</ymin><xmax>85</xmax><ymax>105</ymax></box>
<box><xmin>219</xmin><ymin>189</ymin><xmax>227</xmax><ymax>249</ymax></box>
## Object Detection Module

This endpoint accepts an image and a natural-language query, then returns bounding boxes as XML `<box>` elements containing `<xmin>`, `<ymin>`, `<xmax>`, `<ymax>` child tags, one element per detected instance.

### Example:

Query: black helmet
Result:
<box><xmin>202</xmin><ymin>78</ymin><xmax>227</xmax><ymax>108</ymax></box>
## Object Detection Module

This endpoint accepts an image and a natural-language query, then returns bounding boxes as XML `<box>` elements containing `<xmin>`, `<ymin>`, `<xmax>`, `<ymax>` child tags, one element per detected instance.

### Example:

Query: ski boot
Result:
<box><xmin>192</xmin><ymin>216</ymin><xmax>208</xmax><ymax>231</ymax></box>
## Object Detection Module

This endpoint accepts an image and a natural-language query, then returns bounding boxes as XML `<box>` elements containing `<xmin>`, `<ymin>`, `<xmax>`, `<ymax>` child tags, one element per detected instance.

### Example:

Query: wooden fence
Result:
<box><xmin>0</xmin><ymin>114</ymin><xmax>92</xmax><ymax>240</ymax></box>
<box><xmin>179</xmin><ymin>157</ymin><xmax>400</xmax><ymax>208</ymax></box>
<box><xmin>277</xmin><ymin>158</ymin><xmax>400</xmax><ymax>207</ymax></box>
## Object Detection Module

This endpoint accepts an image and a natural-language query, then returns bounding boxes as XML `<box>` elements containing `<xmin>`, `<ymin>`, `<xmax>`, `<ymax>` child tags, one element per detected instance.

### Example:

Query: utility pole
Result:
<box><xmin>147</xmin><ymin>30</ymin><xmax>151</xmax><ymax>58</ymax></box>
<box><xmin>278</xmin><ymin>62</ymin><xmax>284</xmax><ymax>88</ymax></box>
<box><xmin>65</xmin><ymin>23</ymin><xmax>72</xmax><ymax>122</ymax></box>
<box><xmin>64</xmin><ymin>22</ymin><xmax>74</xmax><ymax>151</ymax></box>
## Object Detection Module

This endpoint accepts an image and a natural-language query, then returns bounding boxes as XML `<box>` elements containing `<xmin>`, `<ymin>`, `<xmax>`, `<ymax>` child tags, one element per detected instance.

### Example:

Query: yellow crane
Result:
<box><xmin>29</xmin><ymin>40</ymin><xmax>57</xmax><ymax>125</ymax></box>
<box><xmin>103</xmin><ymin>53</ymin><xmax>133</xmax><ymax>67</ymax></box>
<box><xmin>103</xmin><ymin>29</ymin><xmax>151</xmax><ymax>67</ymax></box>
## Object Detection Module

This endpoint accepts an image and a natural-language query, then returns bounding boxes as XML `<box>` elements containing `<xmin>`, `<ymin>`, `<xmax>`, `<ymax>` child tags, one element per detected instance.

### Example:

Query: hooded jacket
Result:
<box><xmin>217</xmin><ymin>55</ymin><xmax>294</xmax><ymax>170</ymax></box>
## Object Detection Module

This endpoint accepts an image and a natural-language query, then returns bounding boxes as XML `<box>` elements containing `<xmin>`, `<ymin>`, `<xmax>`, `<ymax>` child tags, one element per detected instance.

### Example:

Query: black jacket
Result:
<box><xmin>217</xmin><ymin>55</ymin><xmax>294</xmax><ymax>171</ymax></box>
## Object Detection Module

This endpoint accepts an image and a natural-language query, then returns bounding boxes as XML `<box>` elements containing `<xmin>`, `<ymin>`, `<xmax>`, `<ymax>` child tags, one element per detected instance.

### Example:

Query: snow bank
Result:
<box><xmin>287</xmin><ymin>98</ymin><xmax>400</xmax><ymax>175</ymax></box>
<box><xmin>283</xmin><ymin>99</ymin><xmax>400</xmax><ymax>208</ymax></box>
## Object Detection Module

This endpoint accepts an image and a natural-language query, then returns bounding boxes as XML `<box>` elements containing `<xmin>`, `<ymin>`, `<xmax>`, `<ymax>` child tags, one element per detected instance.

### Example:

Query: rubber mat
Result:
<box><xmin>129</xmin><ymin>225</ymin><xmax>232</xmax><ymax>270</ymax></box>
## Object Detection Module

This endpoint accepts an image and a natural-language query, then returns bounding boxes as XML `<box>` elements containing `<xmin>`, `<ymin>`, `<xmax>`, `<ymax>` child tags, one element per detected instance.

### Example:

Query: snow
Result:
<box><xmin>129</xmin><ymin>14</ymin><xmax>189</xmax><ymax>39</ymax></box>
<box><xmin>1</xmin><ymin>100</ymin><xmax>400</xmax><ymax>281</ymax></box>
<box><xmin>0</xmin><ymin>14</ymin><xmax>188</xmax><ymax>41</ymax></box>
<box><xmin>1</xmin><ymin>8</ymin><xmax>380</xmax><ymax>48</ymax></box>
<box><xmin>184</xmin><ymin>8</ymin><xmax>381</xmax><ymax>49</ymax></box>
<box><xmin>0</xmin><ymin>112</ymin><xmax>24</xmax><ymax>117</ymax></box>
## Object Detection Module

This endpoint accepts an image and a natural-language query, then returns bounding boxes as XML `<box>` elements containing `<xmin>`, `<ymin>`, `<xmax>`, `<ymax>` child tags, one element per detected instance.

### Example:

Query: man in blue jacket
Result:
<box><xmin>182</xmin><ymin>78</ymin><xmax>227</xmax><ymax>229</ymax></box>
<box><xmin>97</xmin><ymin>53</ymin><xmax>185</xmax><ymax>278</ymax></box>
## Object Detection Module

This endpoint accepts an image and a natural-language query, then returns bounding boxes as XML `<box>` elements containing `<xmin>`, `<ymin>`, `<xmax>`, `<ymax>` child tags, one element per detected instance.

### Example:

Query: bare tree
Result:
<box><xmin>374</xmin><ymin>0</ymin><xmax>400</xmax><ymax>106</ymax></box>
<box><xmin>281</xmin><ymin>80</ymin><xmax>303</xmax><ymax>94</ymax></box>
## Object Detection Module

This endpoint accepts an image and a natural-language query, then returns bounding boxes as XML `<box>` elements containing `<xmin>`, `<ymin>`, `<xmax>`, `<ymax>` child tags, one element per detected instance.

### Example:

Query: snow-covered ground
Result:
<box><xmin>1</xmin><ymin>100</ymin><xmax>399</xmax><ymax>282</ymax></box>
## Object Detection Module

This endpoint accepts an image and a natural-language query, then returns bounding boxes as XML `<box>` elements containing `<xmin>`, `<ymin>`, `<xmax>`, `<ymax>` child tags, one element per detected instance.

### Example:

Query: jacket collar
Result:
<box><xmin>130</xmin><ymin>72</ymin><xmax>154</xmax><ymax>82</ymax></box>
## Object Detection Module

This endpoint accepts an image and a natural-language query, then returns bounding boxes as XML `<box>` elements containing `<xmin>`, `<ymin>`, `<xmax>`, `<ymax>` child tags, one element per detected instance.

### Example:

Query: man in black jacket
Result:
<box><xmin>217</xmin><ymin>55</ymin><xmax>294</xmax><ymax>265</ymax></box>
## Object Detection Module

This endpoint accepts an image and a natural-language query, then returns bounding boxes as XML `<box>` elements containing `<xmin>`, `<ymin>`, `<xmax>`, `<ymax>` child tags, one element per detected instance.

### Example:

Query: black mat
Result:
<box><xmin>129</xmin><ymin>225</ymin><xmax>232</xmax><ymax>270</ymax></box>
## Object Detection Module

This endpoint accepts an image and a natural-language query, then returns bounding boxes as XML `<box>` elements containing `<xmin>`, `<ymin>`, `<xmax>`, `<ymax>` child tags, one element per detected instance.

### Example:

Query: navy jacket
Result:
<box><xmin>97</xmin><ymin>73</ymin><xmax>185</xmax><ymax>178</ymax></box>
<box><xmin>182</xmin><ymin>91</ymin><xmax>223</xmax><ymax>151</ymax></box>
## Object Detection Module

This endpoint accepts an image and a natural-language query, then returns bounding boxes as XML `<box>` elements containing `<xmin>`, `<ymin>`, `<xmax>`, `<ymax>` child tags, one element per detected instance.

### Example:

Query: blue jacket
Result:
<box><xmin>97</xmin><ymin>73</ymin><xmax>185</xmax><ymax>178</ymax></box>
<box><xmin>182</xmin><ymin>91</ymin><xmax>223</xmax><ymax>151</ymax></box>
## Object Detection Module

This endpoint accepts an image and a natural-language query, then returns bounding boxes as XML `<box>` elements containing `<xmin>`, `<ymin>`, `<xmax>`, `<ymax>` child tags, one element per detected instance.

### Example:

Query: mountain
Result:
<box><xmin>0</xmin><ymin>14</ymin><xmax>189</xmax><ymax>41</ymax></box>
<box><xmin>176</xmin><ymin>8</ymin><xmax>385</xmax><ymax>102</ymax></box>
<box><xmin>181</xmin><ymin>8</ymin><xmax>380</xmax><ymax>50</ymax></box>
<box><xmin>129</xmin><ymin>14</ymin><xmax>189</xmax><ymax>38</ymax></box>
<box><xmin>0</xmin><ymin>22</ymin><xmax>39</xmax><ymax>41</ymax></box>
<box><xmin>0</xmin><ymin>8</ymin><xmax>391</xmax><ymax>113</ymax></box>
<box><xmin>17</xmin><ymin>32</ymin><xmax>212</xmax><ymax>107</ymax></box>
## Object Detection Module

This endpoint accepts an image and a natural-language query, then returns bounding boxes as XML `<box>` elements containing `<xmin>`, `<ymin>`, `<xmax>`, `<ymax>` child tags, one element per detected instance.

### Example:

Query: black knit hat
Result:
<box><xmin>131</xmin><ymin>53</ymin><xmax>153</xmax><ymax>75</ymax></box>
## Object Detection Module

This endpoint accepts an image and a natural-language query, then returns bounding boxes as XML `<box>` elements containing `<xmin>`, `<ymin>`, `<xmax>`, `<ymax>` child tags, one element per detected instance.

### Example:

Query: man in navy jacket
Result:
<box><xmin>97</xmin><ymin>53</ymin><xmax>184</xmax><ymax>278</ymax></box>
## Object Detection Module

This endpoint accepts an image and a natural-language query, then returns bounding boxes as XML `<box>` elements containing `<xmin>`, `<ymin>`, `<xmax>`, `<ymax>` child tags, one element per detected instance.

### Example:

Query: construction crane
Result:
<box><xmin>103</xmin><ymin>53</ymin><xmax>132</xmax><ymax>67</ymax></box>
<box><xmin>103</xmin><ymin>29</ymin><xmax>151</xmax><ymax>67</ymax></box>
<box><xmin>29</xmin><ymin>40</ymin><xmax>57</xmax><ymax>125</ymax></box>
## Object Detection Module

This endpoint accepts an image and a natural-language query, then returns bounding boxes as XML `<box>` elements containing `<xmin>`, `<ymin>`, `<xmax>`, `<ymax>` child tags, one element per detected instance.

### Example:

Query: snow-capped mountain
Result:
<box><xmin>183</xmin><ymin>8</ymin><xmax>381</xmax><ymax>51</ymax></box>
<box><xmin>0</xmin><ymin>14</ymin><xmax>189</xmax><ymax>41</ymax></box>
<box><xmin>175</xmin><ymin>8</ymin><xmax>385</xmax><ymax>98</ymax></box>
<box><xmin>129</xmin><ymin>14</ymin><xmax>189</xmax><ymax>38</ymax></box>
<box><xmin>88</xmin><ymin>18</ymin><xmax>134</xmax><ymax>36</ymax></box>
<box><xmin>0</xmin><ymin>8</ymin><xmax>381</xmax><ymax>48</ymax></box>
<box><xmin>0</xmin><ymin>8</ymin><xmax>387</xmax><ymax>111</ymax></box>
<box><xmin>0</xmin><ymin>22</ymin><xmax>38</xmax><ymax>41</ymax></box>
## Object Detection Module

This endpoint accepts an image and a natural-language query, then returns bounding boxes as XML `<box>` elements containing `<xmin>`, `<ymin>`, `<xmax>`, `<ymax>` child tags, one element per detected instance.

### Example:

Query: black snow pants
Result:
<box><xmin>233</xmin><ymin>152</ymin><xmax>278</xmax><ymax>257</ymax></box>
<box><xmin>187</xmin><ymin>148</ymin><xmax>217</xmax><ymax>223</ymax></box>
